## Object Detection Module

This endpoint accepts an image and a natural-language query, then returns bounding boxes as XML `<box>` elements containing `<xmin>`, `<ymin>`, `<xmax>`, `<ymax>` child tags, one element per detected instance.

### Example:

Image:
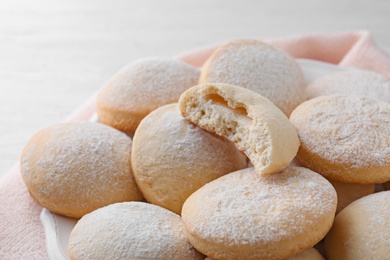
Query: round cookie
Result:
<box><xmin>324</xmin><ymin>191</ymin><xmax>390</xmax><ymax>259</ymax></box>
<box><xmin>290</xmin><ymin>94</ymin><xmax>390</xmax><ymax>184</ymax></box>
<box><xmin>205</xmin><ymin>247</ymin><xmax>324</xmax><ymax>260</ymax></box>
<box><xmin>306</xmin><ymin>69</ymin><xmax>390</xmax><ymax>102</ymax></box>
<box><xmin>181</xmin><ymin>166</ymin><xmax>337</xmax><ymax>260</ymax></box>
<box><xmin>132</xmin><ymin>103</ymin><xmax>247</xmax><ymax>214</ymax></box>
<box><xmin>20</xmin><ymin>122</ymin><xmax>143</xmax><ymax>218</ymax></box>
<box><xmin>68</xmin><ymin>202</ymin><xmax>203</xmax><ymax>260</ymax></box>
<box><xmin>328</xmin><ymin>179</ymin><xmax>375</xmax><ymax>214</ymax></box>
<box><xmin>179</xmin><ymin>83</ymin><xmax>300</xmax><ymax>176</ymax></box>
<box><xmin>97</xmin><ymin>57</ymin><xmax>200</xmax><ymax>133</ymax></box>
<box><xmin>285</xmin><ymin>247</ymin><xmax>324</xmax><ymax>260</ymax></box>
<box><xmin>199</xmin><ymin>39</ymin><xmax>306</xmax><ymax>116</ymax></box>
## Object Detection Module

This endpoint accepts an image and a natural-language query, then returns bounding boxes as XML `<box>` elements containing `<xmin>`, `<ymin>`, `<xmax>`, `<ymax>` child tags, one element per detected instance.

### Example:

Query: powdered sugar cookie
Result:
<box><xmin>306</xmin><ymin>69</ymin><xmax>390</xmax><ymax>102</ymax></box>
<box><xmin>199</xmin><ymin>39</ymin><xmax>306</xmax><ymax>116</ymax></box>
<box><xmin>97</xmin><ymin>58</ymin><xmax>200</xmax><ymax>133</ymax></box>
<box><xmin>205</xmin><ymin>247</ymin><xmax>324</xmax><ymax>260</ymax></box>
<box><xmin>286</xmin><ymin>248</ymin><xmax>324</xmax><ymax>260</ymax></box>
<box><xmin>132</xmin><ymin>103</ymin><xmax>247</xmax><ymax>214</ymax></box>
<box><xmin>182</xmin><ymin>166</ymin><xmax>337</xmax><ymax>260</ymax></box>
<box><xmin>68</xmin><ymin>202</ymin><xmax>203</xmax><ymax>260</ymax></box>
<box><xmin>179</xmin><ymin>83</ymin><xmax>300</xmax><ymax>175</ymax></box>
<box><xmin>290</xmin><ymin>94</ymin><xmax>390</xmax><ymax>184</ymax></box>
<box><xmin>20</xmin><ymin>122</ymin><xmax>143</xmax><ymax>218</ymax></box>
<box><xmin>324</xmin><ymin>191</ymin><xmax>390</xmax><ymax>259</ymax></box>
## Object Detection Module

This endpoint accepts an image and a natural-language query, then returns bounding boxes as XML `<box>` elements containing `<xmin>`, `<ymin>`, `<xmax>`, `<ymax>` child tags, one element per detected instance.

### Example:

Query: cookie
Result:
<box><xmin>286</xmin><ymin>247</ymin><xmax>324</xmax><ymax>260</ymax></box>
<box><xmin>132</xmin><ymin>103</ymin><xmax>247</xmax><ymax>214</ymax></box>
<box><xmin>20</xmin><ymin>122</ymin><xmax>143</xmax><ymax>218</ymax></box>
<box><xmin>178</xmin><ymin>83</ymin><xmax>300</xmax><ymax>175</ymax></box>
<box><xmin>324</xmin><ymin>191</ymin><xmax>390</xmax><ymax>259</ymax></box>
<box><xmin>181</xmin><ymin>166</ymin><xmax>337</xmax><ymax>260</ymax></box>
<box><xmin>290</xmin><ymin>94</ymin><xmax>390</xmax><ymax>184</ymax></box>
<box><xmin>205</xmin><ymin>247</ymin><xmax>324</xmax><ymax>260</ymax></box>
<box><xmin>199</xmin><ymin>39</ymin><xmax>306</xmax><ymax>116</ymax></box>
<box><xmin>97</xmin><ymin>57</ymin><xmax>200</xmax><ymax>133</ymax></box>
<box><xmin>68</xmin><ymin>202</ymin><xmax>203</xmax><ymax>260</ymax></box>
<box><xmin>306</xmin><ymin>69</ymin><xmax>390</xmax><ymax>102</ymax></box>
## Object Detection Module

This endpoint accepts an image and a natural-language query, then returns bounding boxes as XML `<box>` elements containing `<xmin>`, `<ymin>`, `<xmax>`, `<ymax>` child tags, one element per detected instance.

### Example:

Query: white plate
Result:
<box><xmin>40</xmin><ymin>209</ymin><xmax>78</xmax><ymax>260</ymax></box>
<box><xmin>40</xmin><ymin>58</ymin><xmax>347</xmax><ymax>260</ymax></box>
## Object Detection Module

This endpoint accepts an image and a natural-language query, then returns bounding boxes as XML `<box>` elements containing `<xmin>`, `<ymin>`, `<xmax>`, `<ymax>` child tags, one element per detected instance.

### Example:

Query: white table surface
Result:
<box><xmin>1</xmin><ymin>0</ymin><xmax>390</xmax><ymax>178</ymax></box>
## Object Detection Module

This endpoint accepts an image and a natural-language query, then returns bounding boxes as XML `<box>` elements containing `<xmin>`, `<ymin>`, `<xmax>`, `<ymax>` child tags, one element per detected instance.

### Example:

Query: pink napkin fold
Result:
<box><xmin>177</xmin><ymin>31</ymin><xmax>390</xmax><ymax>78</ymax></box>
<box><xmin>1</xmin><ymin>31</ymin><xmax>389</xmax><ymax>259</ymax></box>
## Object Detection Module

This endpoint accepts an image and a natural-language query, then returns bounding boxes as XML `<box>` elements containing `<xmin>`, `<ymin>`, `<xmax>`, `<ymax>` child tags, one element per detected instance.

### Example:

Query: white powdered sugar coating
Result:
<box><xmin>134</xmin><ymin>103</ymin><xmax>246</xmax><ymax>178</ymax></box>
<box><xmin>306</xmin><ymin>69</ymin><xmax>390</xmax><ymax>102</ymax></box>
<box><xmin>20</xmin><ymin>122</ymin><xmax>142</xmax><ymax>217</ymax></box>
<box><xmin>201</xmin><ymin>39</ymin><xmax>306</xmax><ymax>116</ymax></box>
<box><xmin>99</xmin><ymin>57</ymin><xmax>200</xmax><ymax>111</ymax></box>
<box><xmin>132</xmin><ymin>103</ymin><xmax>247</xmax><ymax>214</ymax></box>
<box><xmin>356</xmin><ymin>192</ymin><xmax>390</xmax><ymax>257</ymax></box>
<box><xmin>69</xmin><ymin>202</ymin><xmax>201</xmax><ymax>260</ymax></box>
<box><xmin>182</xmin><ymin>166</ymin><xmax>337</xmax><ymax>259</ymax></box>
<box><xmin>325</xmin><ymin>191</ymin><xmax>390</xmax><ymax>259</ymax></box>
<box><xmin>290</xmin><ymin>94</ymin><xmax>390</xmax><ymax>169</ymax></box>
<box><xmin>287</xmin><ymin>247</ymin><xmax>324</xmax><ymax>260</ymax></box>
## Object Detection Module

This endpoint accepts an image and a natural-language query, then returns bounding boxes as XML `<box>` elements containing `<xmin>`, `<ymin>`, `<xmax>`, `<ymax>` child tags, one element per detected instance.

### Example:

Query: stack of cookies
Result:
<box><xmin>20</xmin><ymin>39</ymin><xmax>390</xmax><ymax>259</ymax></box>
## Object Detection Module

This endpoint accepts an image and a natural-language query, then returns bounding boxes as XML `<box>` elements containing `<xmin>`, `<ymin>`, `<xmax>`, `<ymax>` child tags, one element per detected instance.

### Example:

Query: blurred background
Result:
<box><xmin>1</xmin><ymin>0</ymin><xmax>390</xmax><ymax>177</ymax></box>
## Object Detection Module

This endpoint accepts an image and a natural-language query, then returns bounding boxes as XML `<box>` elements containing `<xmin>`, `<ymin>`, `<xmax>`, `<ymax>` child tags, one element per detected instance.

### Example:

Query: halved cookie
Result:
<box><xmin>179</xmin><ymin>83</ymin><xmax>300</xmax><ymax>175</ymax></box>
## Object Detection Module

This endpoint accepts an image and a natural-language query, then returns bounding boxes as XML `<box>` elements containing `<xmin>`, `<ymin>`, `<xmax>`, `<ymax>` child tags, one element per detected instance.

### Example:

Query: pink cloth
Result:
<box><xmin>1</xmin><ymin>31</ymin><xmax>389</xmax><ymax>259</ymax></box>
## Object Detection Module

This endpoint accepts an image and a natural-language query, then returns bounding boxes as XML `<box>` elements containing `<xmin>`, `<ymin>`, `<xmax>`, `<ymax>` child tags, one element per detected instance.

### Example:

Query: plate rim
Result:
<box><xmin>40</xmin><ymin>209</ymin><xmax>68</xmax><ymax>260</ymax></box>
